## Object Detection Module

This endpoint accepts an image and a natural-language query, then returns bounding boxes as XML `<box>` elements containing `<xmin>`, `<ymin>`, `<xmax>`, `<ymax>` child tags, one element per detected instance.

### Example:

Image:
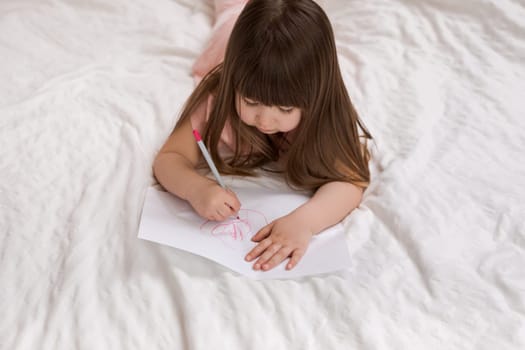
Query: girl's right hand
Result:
<box><xmin>188</xmin><ymin>181</ymin><xmax>241</xmax><ymax>221</ymax></box>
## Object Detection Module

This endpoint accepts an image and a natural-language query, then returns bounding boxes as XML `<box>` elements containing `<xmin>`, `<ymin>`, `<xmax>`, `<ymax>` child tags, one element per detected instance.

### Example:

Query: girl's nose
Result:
<box><xmin>255</xmin><ymin>114</ymin><xmax>272</xmax><ymax>129</ymax></box>
<box><xmin>256</xmin><ymin>106</ymin><xmax>275</xmax><ymax>121</ymax></box>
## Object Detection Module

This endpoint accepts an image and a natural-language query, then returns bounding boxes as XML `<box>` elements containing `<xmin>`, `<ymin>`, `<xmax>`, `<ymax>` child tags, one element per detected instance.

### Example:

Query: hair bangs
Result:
<box><xmin>233</xmin><ymin>47</ymin><xmax>309</xmax><ymax>109</ymax></box>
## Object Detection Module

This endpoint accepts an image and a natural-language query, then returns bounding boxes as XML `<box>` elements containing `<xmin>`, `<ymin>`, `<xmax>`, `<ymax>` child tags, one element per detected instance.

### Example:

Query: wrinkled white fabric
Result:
<box><xmin>1</xmin><ymin>0</ymin><xmax>524</xmax><ymax>349</ymax></box>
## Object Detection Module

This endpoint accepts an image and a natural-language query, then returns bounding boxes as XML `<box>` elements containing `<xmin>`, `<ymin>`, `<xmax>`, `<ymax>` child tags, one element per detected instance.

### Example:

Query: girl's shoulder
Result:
<box><xmin>189</xmin><ymin>93</ymin><xmax>215</xmax><ymax>133</ymax></box>
<box><xmin>190</xmin><ymin>94</ymin><xmax>236</xmax><ymax>156</ymax></box>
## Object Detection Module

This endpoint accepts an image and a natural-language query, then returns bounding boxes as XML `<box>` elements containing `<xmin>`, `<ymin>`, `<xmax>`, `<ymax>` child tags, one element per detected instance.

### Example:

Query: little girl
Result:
<box><xmin>154</xmin><ymin>0</ymin><xmax>372</xmax><ymax>272</ymax></box>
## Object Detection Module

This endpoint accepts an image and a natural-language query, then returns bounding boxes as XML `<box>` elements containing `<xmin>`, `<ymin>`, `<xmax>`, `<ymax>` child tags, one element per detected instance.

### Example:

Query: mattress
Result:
<box><xmin>1</xmin><ymin>0</ymin><xmax>524</xmax><ymax>349</ymax></box>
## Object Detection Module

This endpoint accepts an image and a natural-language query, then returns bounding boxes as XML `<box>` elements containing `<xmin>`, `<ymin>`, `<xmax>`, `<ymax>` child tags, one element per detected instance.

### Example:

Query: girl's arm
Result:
<box><xmin>153</xmin><ymin>118</ymin><xmax>241</xmax><ymax>221</ymax></box>
<box><xmin>245</xmin><ymin>181</ymin><xmax>363</xmax><ymax>271</ymax></box>
<box><xmin>292</xmin><ymin>181</ymin><xmax>363</xmax><ymax>234</ymax></box>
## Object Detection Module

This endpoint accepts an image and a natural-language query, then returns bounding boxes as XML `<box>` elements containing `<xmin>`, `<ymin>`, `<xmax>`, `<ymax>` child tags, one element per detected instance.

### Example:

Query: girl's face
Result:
<box><xmin>236</xmin><ymin>94</ymin><xmax>302</xmax><ymax>134</ymax></box>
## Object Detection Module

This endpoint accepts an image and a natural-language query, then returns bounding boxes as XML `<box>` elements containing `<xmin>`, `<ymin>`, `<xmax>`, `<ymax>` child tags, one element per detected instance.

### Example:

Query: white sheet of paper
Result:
<box><xmin>138</xmin><ymin>186</ymin><xmax>351</xmax><ymax>280</ymax></box>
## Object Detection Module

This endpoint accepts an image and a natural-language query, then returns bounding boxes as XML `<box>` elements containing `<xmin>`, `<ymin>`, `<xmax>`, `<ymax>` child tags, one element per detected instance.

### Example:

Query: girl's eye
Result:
<box><xmin>243</xmin><ymin>98</ymin><xmax>259</xmax><ymax>106</ymax></box>
<box><xmin>279</xmin><ymin>107</ymin><xmax>294</xmax><ymax>113</ymax></box>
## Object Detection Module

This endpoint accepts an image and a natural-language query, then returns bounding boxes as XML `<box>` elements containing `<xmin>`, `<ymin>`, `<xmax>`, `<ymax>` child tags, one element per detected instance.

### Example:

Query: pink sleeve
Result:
<box><xmin>213</xmin><ymin>0</ymin><xmax>248</xmax><ymax>15</ymax></box>
<box><xmin>191</xmin><ymin>0</ymin><xmax>248</xmax><ymax>84</ymax></box>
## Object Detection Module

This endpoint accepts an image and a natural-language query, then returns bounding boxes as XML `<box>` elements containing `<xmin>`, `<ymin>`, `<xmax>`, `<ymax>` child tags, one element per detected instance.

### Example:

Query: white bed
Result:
<box><xmin>1</xmin><ymin>0</ymin><xmax>524</xmax><ymax>349</ymax></box>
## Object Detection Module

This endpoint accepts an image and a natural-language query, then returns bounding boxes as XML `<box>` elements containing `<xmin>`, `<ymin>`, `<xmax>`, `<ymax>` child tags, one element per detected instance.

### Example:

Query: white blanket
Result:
<box><xmin>1</xmin><ymin>0</ymin><xmax>524</xmax><ymax>349</ymax></box>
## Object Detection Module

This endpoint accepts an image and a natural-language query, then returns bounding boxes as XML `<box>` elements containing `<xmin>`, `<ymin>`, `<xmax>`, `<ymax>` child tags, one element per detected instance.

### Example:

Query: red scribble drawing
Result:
<box><xmin>200</xmin><ymin>209</ymin><xmax>268</xmax><ymax>250</ymax></box>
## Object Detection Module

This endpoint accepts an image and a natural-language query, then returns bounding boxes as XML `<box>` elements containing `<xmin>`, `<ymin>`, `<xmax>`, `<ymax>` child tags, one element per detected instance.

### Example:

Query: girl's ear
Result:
<box><xmin>192</xmin><ymin>1</ymin><xmax>247</xmax><ymax>84</ymax></box>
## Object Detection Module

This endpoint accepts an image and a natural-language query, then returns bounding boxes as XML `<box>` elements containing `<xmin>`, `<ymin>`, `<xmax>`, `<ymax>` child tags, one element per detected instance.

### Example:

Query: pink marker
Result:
<box><xmin>193</xmin><ymin>129</ymin><xmax>239</xmax><ymax>219</ymax></box>
<box><xmin>193</xmin><ymin>130</ymin><xmax>227</xmax><ymax>188</ymax></box>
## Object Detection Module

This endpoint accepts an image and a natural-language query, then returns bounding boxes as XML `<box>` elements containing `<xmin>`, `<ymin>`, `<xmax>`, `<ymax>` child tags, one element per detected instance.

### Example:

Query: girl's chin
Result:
<box><xmin>257</xmin><ymin>128</ymin><xmax>277</xmax><ymax>134</ymax></box>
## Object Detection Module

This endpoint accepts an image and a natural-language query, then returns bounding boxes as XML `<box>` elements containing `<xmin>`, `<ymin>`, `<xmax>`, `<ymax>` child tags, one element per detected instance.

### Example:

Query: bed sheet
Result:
<box><xmin>1</xmin><ymin>0</ymin><xmax>524</xmax><ymax>349</ymax></box>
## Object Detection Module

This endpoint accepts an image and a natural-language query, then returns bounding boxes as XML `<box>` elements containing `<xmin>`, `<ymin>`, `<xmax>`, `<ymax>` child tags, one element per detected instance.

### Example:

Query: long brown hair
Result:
<box><xmin>175</xmin><ymin>0</ymin><xmax>372</xmax><ymax>190</ymax></box>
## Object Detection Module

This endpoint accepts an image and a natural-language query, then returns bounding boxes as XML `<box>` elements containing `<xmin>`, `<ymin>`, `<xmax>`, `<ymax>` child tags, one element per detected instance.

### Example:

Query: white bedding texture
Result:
<box><xmin>1</xmin><ymin>0</ymin><xmax>524</xmax><ymax>349</ymax></box>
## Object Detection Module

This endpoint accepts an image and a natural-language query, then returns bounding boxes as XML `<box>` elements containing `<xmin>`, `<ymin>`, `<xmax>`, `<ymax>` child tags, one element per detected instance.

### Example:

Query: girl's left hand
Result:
<box><xmin>245</xmin><ymin>213</ymin><xmax>314</xmax><ymax>271</ymax></box>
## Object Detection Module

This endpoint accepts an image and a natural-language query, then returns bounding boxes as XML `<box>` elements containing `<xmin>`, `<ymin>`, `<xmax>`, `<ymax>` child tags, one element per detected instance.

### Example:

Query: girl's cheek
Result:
<box><xmin>239</xmin><ymin>113</ymin><xmax>251</xmax><ymax>126</ymax></box>
<box><xmin>240</xmin><ymin>111</ymin><xmax>254</xmax><ymax>126</ymax></box>
<box><xmin>279</xmin><ymin>116</ymin><xmax>298</xmax><ymax>132</ymax></box>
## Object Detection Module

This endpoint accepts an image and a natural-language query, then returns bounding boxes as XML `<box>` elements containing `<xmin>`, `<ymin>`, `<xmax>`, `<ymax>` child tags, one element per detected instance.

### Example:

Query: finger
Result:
<box><xmin>253</xmin><ymin>243</ymin><xmax>282</xmax><ymax>270</ymax></box>
<box><xmin>217</xmin><ymin>205</ymin><xmax>238</xmax><ymax>221</ymax></box>
<box><xmin>228</xmin><ymin>188</ymin><xmax>241</xmax><ymax>211</ymax></box>
<box><xmin>226</xmin><ymin>199</ymin><xmax>241</xmax><ymax>213</ymax></box>
<box><xmin>222</xmin><ymin>202</ymin><xmax>237</xmax><ymax>217</ymax></box>
<box><xmin>251</xmin><ymin>223</ymin><xmax>272</xmax><ymax>242</ymax></box>
<box><xmin>215</xmin><ymin>208</ymin><xmax>228</xmax><ymax>221</ymax></box>
<box><xmin>215</xmin><ymin>209</ymin><xmax>227</xmax><ymax>221</ymax></box>
<box><xmin>215</xmin><ymin>207</ymin><xmax>232</xmax><ymax>221</ymax></box>
<box><xmin>225</xmin><ymin>189</ymin><xmax>241</xmax><ymax>212</ymax></box>
<box><xmin>286</xmin><ymin>249</ymin><xmax>305</xmax><ymax>270</ymax></box>
<box><xmin>261</xmin><ymin>247</ymin><xmax>293</xmax><ymax>271</ymax></box>
<box><xmin>245</xmin><ymin>238</ymin><xmax>272</xmax><ymax>262</ymax></box>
